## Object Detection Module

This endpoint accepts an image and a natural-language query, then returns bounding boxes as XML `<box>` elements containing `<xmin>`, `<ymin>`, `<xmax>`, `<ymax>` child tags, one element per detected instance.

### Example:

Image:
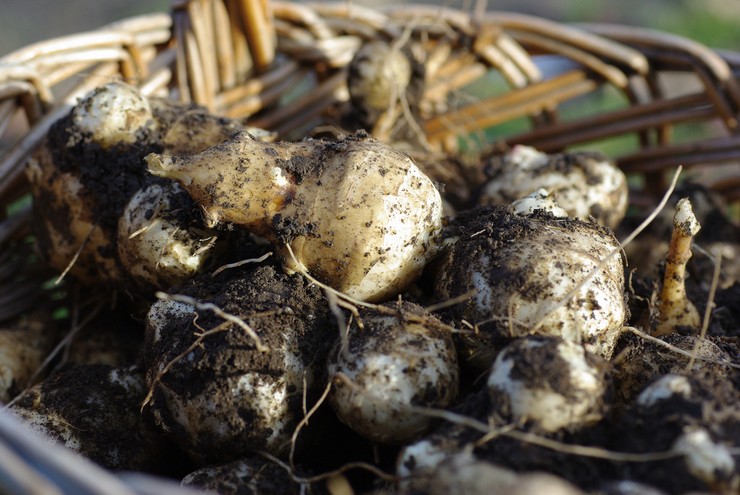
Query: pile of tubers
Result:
<box><xmin>6</xmin><ymin>73</ymin><xmax>738</xmax><ymax>495</ymax></box>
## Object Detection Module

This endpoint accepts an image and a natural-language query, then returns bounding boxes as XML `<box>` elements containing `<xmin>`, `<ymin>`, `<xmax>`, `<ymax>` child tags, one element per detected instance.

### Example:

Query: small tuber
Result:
<box><xmin>327</xmin><ymin>302</ymin><xmax>459</xmax><ymax>444</ymax></box>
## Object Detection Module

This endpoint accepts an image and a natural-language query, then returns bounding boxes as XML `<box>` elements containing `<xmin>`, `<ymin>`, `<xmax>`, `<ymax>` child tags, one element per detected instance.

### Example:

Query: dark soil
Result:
<box><xmin>46</xmin><ymin>112</ymin><xmax>164</xmax><ymax>235</ymax></box>
<box><xmin>143</xmin><ymin>263</ymin><xmax>337</xmax><ymax>464</ymax></box>
<box><xmin>10</xmin><ymin>363</ymin><xmax>189</xmax><ymax>475</ymax></box>
<box><xmin>182</xmin><ymin>455</ymin><xmax>329</xmax><ymax>495</ymax></box>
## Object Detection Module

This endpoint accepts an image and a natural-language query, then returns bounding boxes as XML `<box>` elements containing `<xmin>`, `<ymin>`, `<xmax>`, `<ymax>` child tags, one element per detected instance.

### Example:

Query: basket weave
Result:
<box><xmin>0</xmin><ymin>1</ymin><xmax>738</xmax><ymax>489</ymax></box>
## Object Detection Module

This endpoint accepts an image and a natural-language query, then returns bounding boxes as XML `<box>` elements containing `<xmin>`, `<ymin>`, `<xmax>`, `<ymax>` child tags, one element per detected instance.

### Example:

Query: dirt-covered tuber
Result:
<box><xmin>479</xmin><ymin>145</ymin><xmax>628</xmax><ymax>229</ymax></box>
<box><xmin>146</xmin><ymin>131</ymin><xmax>443</xmax><ymax>302</ymax></box>
<box><xmin>327</xmin><ymin>302</ymin><xmax>458</xmax><ymax>444</ymax></box>
<box><xmin>11</xmin><ymin>364</ymin><xmax>177</xmax><ymax>472</ymax></box>
<box><xmin>118</xmin><ymin>182</ymin><xmax>220</xmax><ymax>290</ymax></box>
<box><xmin>487</xmin><ymin>336</ymin><xmax>609</xmax><ymax>433</ymax></box>
<box><xmin>25</xmin><ymin>81</ymin><xmax>260</xmax><ymax>290</ymax></box>
<box><xmin>143</xmin><ymin>264</ymin><xmax>333</xmax><ymax>464</ymax></box>
<box><xmin>435</xmin><ymin>204</ymin><xmax>626</xmax><ymax>367</ymax></box>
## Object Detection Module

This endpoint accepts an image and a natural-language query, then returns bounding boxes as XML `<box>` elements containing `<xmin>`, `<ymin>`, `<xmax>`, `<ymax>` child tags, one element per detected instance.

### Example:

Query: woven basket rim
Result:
<box><xmin>1</xmin><ymin>3</ymin><xmax>739</xmax><ymax>203</ymax></box>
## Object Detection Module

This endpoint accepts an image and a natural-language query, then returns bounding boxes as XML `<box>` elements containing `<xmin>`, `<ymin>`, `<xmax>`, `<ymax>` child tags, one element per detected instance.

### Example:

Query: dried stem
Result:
<box><xmin>211</xmin><ymin>251</ymin><xmax>273</xmax><ymax>277</ymax></box>
<box><xmin>686</xmin><ymin>251</ymin><xmax>723</xmax><ymax>371</ymax></box>
<box><xmin>289</xmin><ymin>379</ymin><xmax>332</xmax><ymax>471</ymax></box>
<box><xmin>625</xmin><ymin>326</ymin><xmax>739</xmax><ymax>370</ymax></box>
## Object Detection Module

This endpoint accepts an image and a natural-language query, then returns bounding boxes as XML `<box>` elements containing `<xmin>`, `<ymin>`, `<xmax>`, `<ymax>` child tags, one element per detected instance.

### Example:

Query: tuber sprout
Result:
<box><xmin>146</xmin><ymin>131</ymin><xmax>444</xmax><ymax>302</ymax></box>
<box><xmin>654</xmin><ymin>197</ymin><xmax>701</xmax><ymax>336</ymax></box>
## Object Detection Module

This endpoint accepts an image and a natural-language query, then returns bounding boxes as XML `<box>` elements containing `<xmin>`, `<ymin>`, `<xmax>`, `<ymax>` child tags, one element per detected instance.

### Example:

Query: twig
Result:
<box><xmin>284</xmin><ymin>245</ymin><xmax>381</xmax><ymax>310</ymax></box>
<box><xmin>259</xmin><ymin>451</ymin><xmax>397</xmax><ymax>484</ymax></box>
<box><xmin>128</xmin><ymin>218</ymin><xmax>161</xmax><ymax>239</ymax></box>
<box><xmin>154</xmin><ymin>292</ymin><xmax>267</xmax><ymax>352</ymax></box>
<box><xmin>625</xmin><ymin>326</ymin><xmax>739</xmax><ymax>370</ymax></box>
<box><xmin>289</xmin><ymin>380</ymin><xmax>333</xmax><ymax>471</ymax></box>
<box><xmin>55</xmin><ymin>225</ymin><xmax>97</xmax><ymax>285</ymax></box>
<box><xmin>686</xmin><ymin>250</ymin><xmax>723</xmax><ymax>371</ymax></box>
<box><xmin>211</xmin><ymin>252</ymin><xmax>273</xmax><ymax>277</ymax></box>
<box><xmin>424</xmin><ymin>290</ymin><xmax>476</xmax><ymax>313</ymax></box>
<box><xmin>141</xmin><ymin>318</ymin><xmax>232</xmax><ymax>410</ymax></box>
<box><xmin>408</xmin><ymin>405</ymin><xmax>682</xmax><ymax>463</ymax></box>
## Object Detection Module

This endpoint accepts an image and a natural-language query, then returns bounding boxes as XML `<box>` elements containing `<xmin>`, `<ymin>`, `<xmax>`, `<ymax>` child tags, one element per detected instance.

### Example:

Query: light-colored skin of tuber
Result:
<box><xmin>69</xmin><ymin>81</ymin><xmax>156</xmax><ymax>148</ymax></box>
<box><xmin>149</xmin><ymin>98</ymin><xmax>275</xmax><ymax>154</ymax></box>
<box><xmin>327</xmin><ymin>303</ymin><xmax>459</xmax><ymax>444</ymax></box>
<box><xmin>487</xmin><ymin>336</ymin><xmax>609</xmax><ymax>433</ymax></box>
<box><xmin>654</xmin><ymin>197</ymin><xmax>701</xmax><ymax>336</ymax></box>
<box><xmin>118</xmin><ymin>182</ymin><xmax>219</xmax><ymax>291</ymax></box>
<box><xmin>479</xmin><ymin>145</ymin><xmax>629</xmax><ymax>229</ymax></box>
<box><xmin>146</xmin><ymin>132</ymin><xmax>443</xmax><ymax>302</ymax></box>
<box><xmin>510</xmin><ymin>188</ymin><xmax>568</xmax><ymax>218</ymax></box>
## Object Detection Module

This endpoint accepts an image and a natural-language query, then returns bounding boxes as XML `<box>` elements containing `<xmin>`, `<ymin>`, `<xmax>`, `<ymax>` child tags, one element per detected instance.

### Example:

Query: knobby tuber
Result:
<box><xmin>25</xmin><ymin>81</ymin><xmax>266</xmax><ymax>291</ymax></box>
<box><xmin>327</xmin><ymin>302</ymin><xmax>459</xmax><ymax>444</ymax></box>
<box><xmin>479</xmin><ymin>145</ymin><xmax>628</xmax><ymax>229</ymax></box>
<box><xmin>146</xmin><ymin>131</ymin><xmax>444</xmax><ymax>302</ymax></box>
<box><xmin>435</xmin><ymin>202</ymin><xmax>626</xmax><ymax>368</ymax></box>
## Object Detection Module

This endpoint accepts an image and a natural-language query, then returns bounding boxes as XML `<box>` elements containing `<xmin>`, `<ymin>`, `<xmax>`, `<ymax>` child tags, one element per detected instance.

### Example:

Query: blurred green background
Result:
<box><xmin>1</xmin><ymin>0</ymin><xmax>739</xmax><ymax>56</ymax></box>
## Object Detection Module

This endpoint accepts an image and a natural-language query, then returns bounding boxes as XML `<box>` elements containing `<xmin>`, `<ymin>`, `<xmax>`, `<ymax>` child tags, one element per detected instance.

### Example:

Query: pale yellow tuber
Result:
<box><xmin>145</xmin><ymin>132</ymin><xmax>443</xmax><ymax>301</ymax></box>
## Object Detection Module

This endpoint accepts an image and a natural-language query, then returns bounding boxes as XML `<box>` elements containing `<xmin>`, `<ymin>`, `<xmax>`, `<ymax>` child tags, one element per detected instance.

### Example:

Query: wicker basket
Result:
<box><xmin>0</xmin><ymin>1</ymin><xmax>738</xmax><ymax>492</ymax></box>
